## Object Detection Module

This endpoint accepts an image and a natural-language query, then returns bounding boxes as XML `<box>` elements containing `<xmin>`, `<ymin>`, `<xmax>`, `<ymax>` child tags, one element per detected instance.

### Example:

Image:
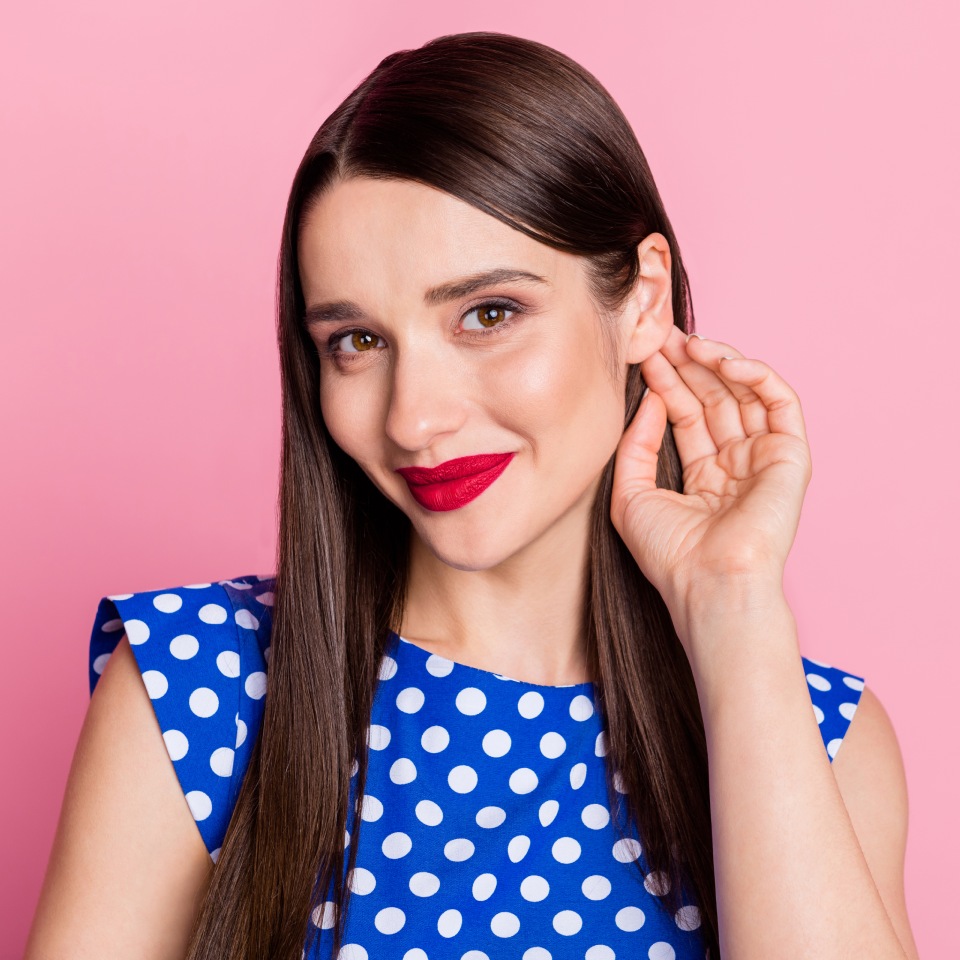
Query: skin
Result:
<box><xmin>299</xmin><ymin>175</ymin><xmax>920</xmax><ymax>958</ymax></box>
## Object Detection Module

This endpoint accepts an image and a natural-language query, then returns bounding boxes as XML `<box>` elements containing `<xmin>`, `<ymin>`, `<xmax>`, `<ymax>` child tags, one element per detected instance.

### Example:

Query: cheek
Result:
<box><xmin>318</xmin><ymin>377</ymin><xmax>380</xmax><ymax>465</ymax></box>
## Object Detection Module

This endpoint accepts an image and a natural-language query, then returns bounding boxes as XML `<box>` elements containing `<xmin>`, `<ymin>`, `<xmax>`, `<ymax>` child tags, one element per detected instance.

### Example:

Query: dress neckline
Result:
<box><xmin>387</xmin><ymin>629</ymin><xmax>595</xmax><ymax>692</ymax></box>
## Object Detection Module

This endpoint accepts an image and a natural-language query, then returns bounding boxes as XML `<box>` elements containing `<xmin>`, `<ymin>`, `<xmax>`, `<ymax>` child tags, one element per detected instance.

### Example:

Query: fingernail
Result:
<box><xmin>641</xmin><ymin>386</ymin><xmax>650</xmax><ymax>402</ymax></box>
<box><xmin>686</xmin><ymin>333</ymin><xmax>703</xmax><ymax>342</ymax></box>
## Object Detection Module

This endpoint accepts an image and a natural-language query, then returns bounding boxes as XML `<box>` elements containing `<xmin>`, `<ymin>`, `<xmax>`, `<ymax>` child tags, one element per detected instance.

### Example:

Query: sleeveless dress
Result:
<box><xmin>88</xmin><ymin>574</ymin><xmax>866</xmax><ymax>960</ymax></box>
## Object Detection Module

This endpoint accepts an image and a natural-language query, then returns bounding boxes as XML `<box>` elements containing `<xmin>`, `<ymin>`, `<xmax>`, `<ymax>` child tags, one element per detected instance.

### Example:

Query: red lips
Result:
<box><xmin>395</xmin><ymin>453</ymin><xmax>515</xmax><ymax>512</ymax></box>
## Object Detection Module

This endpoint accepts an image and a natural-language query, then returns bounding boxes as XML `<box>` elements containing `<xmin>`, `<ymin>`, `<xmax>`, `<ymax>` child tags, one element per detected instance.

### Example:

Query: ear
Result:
<box><xmin>621</xmin><ymin>232</ymin><xmax>675</xmax><ymax>365</ymax></box>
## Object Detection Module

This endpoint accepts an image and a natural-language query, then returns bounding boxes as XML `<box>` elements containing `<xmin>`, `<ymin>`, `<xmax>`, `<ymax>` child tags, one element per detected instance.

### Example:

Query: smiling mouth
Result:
<box><xmin>395</xmin><ymin>453</ymin><xmax>515</xmax><ymax>512</ymax></box>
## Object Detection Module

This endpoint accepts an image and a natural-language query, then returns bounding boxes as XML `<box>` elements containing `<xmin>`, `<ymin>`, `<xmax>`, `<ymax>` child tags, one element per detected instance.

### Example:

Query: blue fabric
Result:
<box><xmin>88</xmin><ymin>573</ymin><xmax>866</xmax><ymax>960</ymax></box>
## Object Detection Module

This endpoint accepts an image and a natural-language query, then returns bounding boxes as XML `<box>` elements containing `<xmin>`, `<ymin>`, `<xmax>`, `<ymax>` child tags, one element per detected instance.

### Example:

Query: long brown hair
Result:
<box><xmin>186</xmin><ymin>31</ymin><xmax>718</xmax><ymax>960</ymax></box>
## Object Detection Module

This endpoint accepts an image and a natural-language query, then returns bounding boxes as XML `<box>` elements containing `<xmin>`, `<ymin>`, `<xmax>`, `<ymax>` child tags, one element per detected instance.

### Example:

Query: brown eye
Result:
<box><xmin>461</xmin><ymin>302</ymin><xmax>517</xmax><ymax>332</ymax></box>
<box><xmin>331</xmin><ymin>330</ymin><xmax>383</xmax><ymax>354</ymax></box>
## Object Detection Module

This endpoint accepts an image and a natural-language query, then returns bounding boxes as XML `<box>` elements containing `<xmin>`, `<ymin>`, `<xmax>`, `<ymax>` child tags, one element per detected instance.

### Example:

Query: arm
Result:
<box><xmin>24</xmin><ymin>633</ymin><xmax>214</xmax><ymax>960</ymax></box>
<box><xmin>676</xmin><ymin>587</ymin><xmax>919</xmax><ymax>960</ymax></box>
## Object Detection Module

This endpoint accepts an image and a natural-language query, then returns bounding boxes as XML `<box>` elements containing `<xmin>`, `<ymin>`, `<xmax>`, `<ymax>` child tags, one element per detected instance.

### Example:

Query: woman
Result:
<box><xmin>26</xmin><ymin>31</ymin><xmax>918</xmax><ymax>960</ymax></box>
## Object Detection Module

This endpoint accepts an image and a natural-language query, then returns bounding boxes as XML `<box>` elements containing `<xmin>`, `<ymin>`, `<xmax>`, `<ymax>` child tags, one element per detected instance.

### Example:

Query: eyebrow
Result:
<box><xmin>303</xmin><ymin>268</ymin><xmax>551</xmax><ymax>327</ymax></box>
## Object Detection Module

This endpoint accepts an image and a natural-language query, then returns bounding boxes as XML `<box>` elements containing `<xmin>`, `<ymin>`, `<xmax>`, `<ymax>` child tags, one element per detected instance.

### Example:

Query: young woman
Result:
<box><xmin>26</xmin><ymin>31</ymin><xmax>918</xmax><ymax>960</ymax></box>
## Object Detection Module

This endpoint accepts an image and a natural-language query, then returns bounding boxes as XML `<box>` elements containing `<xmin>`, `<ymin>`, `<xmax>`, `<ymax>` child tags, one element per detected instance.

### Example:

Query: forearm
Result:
<box><xmin>673</xmin><ymin>586</ymin><xmax>907</xmax><ymax>960</ymax></box>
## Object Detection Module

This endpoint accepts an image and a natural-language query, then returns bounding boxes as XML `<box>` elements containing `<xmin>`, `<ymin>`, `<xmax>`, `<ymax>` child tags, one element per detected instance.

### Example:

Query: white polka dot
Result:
<box><xmin>350</xmin><ymin>757</ymin><xmax>358</xmax><ymax>777</ymax></box>
<box><xmin>404</xmin><ymin>951</ymin><xmax>428</xmax><ymax>960</ymax></box>
<box><xmin>198</xmin><ymin>603</ymin><xmax>228</xmax><ymax>625</ymax></box>
<box><xmin>125</xmin><ymin>619</ymin><xmax>150</xmax><ymax>645</ymax></box>
<box><xmin>509</xmin><ymin>767</ymin><xmax>538</xmax><ymax>794</ymax></box>
<box><xmin>163</xmin><ymin>729</ymin><xmax>188</xmax><ymax>761</ymax></box>
<box><xmin>843</xmin><ymin>675</ymin><xmax>865</xmax><ymax>691</ymax></box>
<box><xmin>806</xmin><ymin>672</ymin><xmax>831</xmax><ymax>691</ymax></box>
<box><xmin>462</xmin><ymin>953</ymin><xmax>489</xmax><ymax>960</ymax></box>
<box><xmin>839</xmin><ymin>701</ymin><xmax>859</xmax><ymax>720</ymax></box>
<box><xmin>169</xmin><ymin>634</ymin><xmax>199</xmax><ymax>660</ymax></box>
<box><xmin>92</xmin><ymin>652</ymin><xmax>112</xmax><ymax>674</ymax></box>
<box><xmin>234</xmin><ymin>609</ymin><xmax>258</xmax><ymax>631</ymax></box>
<box><xmin>813</xmin><ymin>703</ymin><xmax>825</xmax><ymax>724</ymax></box>
<box><xmin>100</xmin><ymin>618</ymin><xmax>123</xmax><ymax>634</ymax></box>
<box><xmin>187</xmin><ymin>687</ymin><xmax>217</xmax><ymax>717</ymax></box>
<box><xmin>425</xmin><ymin>653</ymin><xmax>455</xmax><ymax>677</ymax></box>
<box><xmin>409</xmin><ymin>872</ymin><xmax>440</xmax><ymax>897</ymax></box>
<box><xmin>235</xmin><ymin>715</ymin><xmax>247</xmax><ymax>748</ymax></box>
<box><xmin>644</xmin><ymin>870</ymin><xmax>671</xmax><ymax>896</ymax></box>
<box><xmin>390</xmin><ymin>758</ymin><xmax>417</xmax><ymax>784</ymax></box>
<box><xmin>396</xmin><ymin>687</ymin><xmax>425</xmax><ymax>713</ymax></box>
<box><xmin>523</xmin><ymin>949</ymin><xmax>551</xmax><ymax>960</ymax></box>
<box><xmin>476</xmin><ymin>806</ymin><xmax>506</xmax><ymax>828</ymax></box>
<box><xmin>595</xmin><ymin>730</ymin><xmax>608</xmax><ymax>756</ymax></box>
<box><xmin>456</xmin><ymin>687</ymin><xmax>486</xmax><ymax>715</ymax></box>
<box><xmin>347</xmin><ymin>867</ymin><xmax>376</xmax><ymax>895</ymax></box>
<box><xmin>211</xmin><ymin>847</ymin><xmax>221</xmax><ymax>863</ymax></box>
<box><xmin>437</xmin><ymin>908</ymin><xmax>462</xmax><ymax>937</ymax></box>
<box><xmin>245</xmin><ymin>672</ymin><xmax>267</xmax><ymax>699</ymax></box>
<box><xmin>344</xmin><ymin>829</ymin><xmax>350</xmax><ymax>848</ymax></box>
<box><xmin>569</xmin><ymin>694</ymin><xmax>594</xmax><ymax>720</ymax></box>
<box><xmin>185</xmin><ymin>790</ymin><xmax>212</xmax><ymax>821</ymax></box>
<box><xmin>336</xmin><ymin>946</ymin><xmax>367</xmax><ymax>960</ymax></box>
<box><xmin>141</xmin><ymin>670</ymin><xmax>168</xmax><ymax>699</ymax></box>
<box><xmin>378</xmin><ymin>655</ymin><xmax>398</xmax><ymax>680</ymax></box>
<box><xmin>444</xmin><ymin>837</ymin><xmax>475</xmax><ymax>861</ymax></box>
<box><xmin>539</xmin><ymin>731</ymin><xmax>566</xmax><ymax>759</ymax></box>
<box><xmin>582</xmin><ymin>803</ymin><xmax>610</xmax><ymax>829</ymax></box>
<box><xmin>210</xmin><ymin>746</ymin><xmax>234</xmax><ymax>777</ymax></box>
<box><xmin>508</xmin><ymin>835</ymin><xmax>531</xmax><ymax>862</ymax></box>
<box><xmin>616</xmin><ymin>905</ymin><xmax>646</xmax><ymax>932</ymax></box>
<box><xmin>263</xmin><ymin>646</ymin><xmax>272</xmax><ymax>665</ymax></box>
<box><xmin>374</xmin><ymin>906</ymin><xmax>405</xmax><ymax>934</ymax></box>
<box><xmin>518</xmin><ymin>691</ymin><xmax>544</xmax><ymax>718</ymax></box>
<box><xmin>613</xmin><ymin>837</ymin><xmax>643</xmax><ymax>862</ymax></box>
<box><xmin>153</xmin><ymin>593</ymin><xmax>183</xmax><ymax>613</ymax></box>
<box><xmin>211</xmin><ymin>649</ymin><xmax>240</xmax><ymax>677</ymax></box>
<box><xmin>585</xmin><ymin>947</ymin><xmax>615</xmax><ymax>960</ymax></box>
<box><xmin>107</xmin><ymin>593</ymin><xmax>133</xmax><ymax>601</ymax></box>
<box><xmin>360</xmin><ymin>794</ymin><xmax>383</xmax><ymax>822</ymax></box>
<box><xmin>648</xmin><ymin>943</ymin><xmax>676</xmax><ymax>960</ymax></box>
<box><xmin>582</xmin><ymin>874</ymin><xmax>611</xmax><ymax>900</ymax></box>
<box><xmin>312</xmin><ymin>900</ymin><xmax>336</xmax><ymax>929</ymax></box>
<box><xmin>613</xmin><ymin>770</ymin><xmax>627</xmax><ymax>793</ymax></box>
<box><xmin>182</xmin><ymin>583</ymin><xmax>211</xmax><ymax>590</ymax></box>
<box><xmin>448</xmin><ymin>764</ymin><xmax>478</xmax><ymax>793</ymax></box>
<box><xmin>221</xmin><ymin>579</ymin><xmax>252</xmax><ymax>590</ymax></box>
<box><xmin>415</xmin><ymin>799</ymin><xmax>443</xmax><ymax>826</ymax></box>
<box><xmin>675</xmin><ymin>904</ymin><xmax>701</xmax><ymax>930</ymax></box>
<box><xmin>368</xmin><ymin>724</ymin><xmax>391</xmax><ymax>750</ymax></box>
<box><xmin>520</xmin><ymin>875</ymin><xmax>549</xmax><ymax>902</ymax></box>
<box><xmin>551</xmin><ymin>836</ymin><xmax>581</xmax><ymax>863</ymax></box>
<box><xmin>473</xmin><ymin>872</ymin><xmax>497</xmax><ymax>900</ymax></box>
<box><xmin>421</xmin><ymin>724</ymin><xmax>449</xmax><ymax>752</ymax></box>
<box><xmin>553</xmin><ymin>910</ymin><xmax>582</xmax><ymax>935</ymax></box>
<box><xmin>805</xmin><ymin>656</ymin><xmax>831</xmax><ymax>668</ymax></box>
<box><xmin>255</xmin><ymin>591</ymin><xmax>275</xmax><ymax>606</ymax></box>
<box><xmin>482</xmin><ymin>729</ymin><xmax>512</xmax><ymax>757</ymax></box>
<box><xmin>539</xmin><ymin>800</ymin><xmax>559</xmax><ymax>827</ymax></box>
<box><xmin>570</xmin><ymin>762</ymin><xmax>587</xmax><ymax>789</ymax></box>
<box><xmin>827</xmin><ymin>737</ymin><xmax>843</xmax><ymax>758</ymax></box>
<box><xmin>382</xmin><ymin>832</ymin><xmax>412</xmax><ymax>858</ymax></box>
<box><xmin>491</xmin><ymin>912</ymin><xmax>520</xmax><ymax>937</ymax></box>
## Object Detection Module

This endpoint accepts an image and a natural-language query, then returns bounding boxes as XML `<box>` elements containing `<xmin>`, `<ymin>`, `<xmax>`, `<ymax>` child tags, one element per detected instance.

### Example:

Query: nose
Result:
<box><xmin>383</xmin><ymin>343</ymin><xmax>469</xmax><ymax>453</ymax></box>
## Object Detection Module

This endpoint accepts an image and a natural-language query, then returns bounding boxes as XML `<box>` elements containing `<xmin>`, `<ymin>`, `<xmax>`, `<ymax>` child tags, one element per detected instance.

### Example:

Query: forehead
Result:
<box><xmin>297</xmin><ymin>176</ymin><xmax>578</xmax><ymax>301</ymax></box>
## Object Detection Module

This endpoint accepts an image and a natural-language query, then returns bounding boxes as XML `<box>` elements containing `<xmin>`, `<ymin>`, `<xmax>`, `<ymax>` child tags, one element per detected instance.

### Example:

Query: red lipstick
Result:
<box><xmin>395</xmin><ymin>453</ymin><xmax>515</xmax><ymax>512</ymax></box>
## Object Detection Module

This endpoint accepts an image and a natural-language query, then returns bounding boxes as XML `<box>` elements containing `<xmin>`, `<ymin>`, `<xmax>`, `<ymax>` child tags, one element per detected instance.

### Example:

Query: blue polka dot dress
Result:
<box><xmin>88</xmin><ymin>574</ymin><xmax>867</xmax><ymax>960</ymax></box>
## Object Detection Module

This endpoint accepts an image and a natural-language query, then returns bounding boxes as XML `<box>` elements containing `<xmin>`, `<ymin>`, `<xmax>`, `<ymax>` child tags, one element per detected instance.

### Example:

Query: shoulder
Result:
<box><xmin>830</xmin><ymin>683</ymin><xmax>919</xmax><ymax>960</ymax></box>
<box><xmin>87</xmin><ymin>573</ymin><xmax>276</xmax><ymax>860</ymax></box>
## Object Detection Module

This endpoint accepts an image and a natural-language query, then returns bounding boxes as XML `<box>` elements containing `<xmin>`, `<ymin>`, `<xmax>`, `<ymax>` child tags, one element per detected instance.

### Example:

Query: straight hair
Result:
<box><xmin>185</xmin><ymin>30</ymin><xmax>718</xmax><ymax>960</ymax></box>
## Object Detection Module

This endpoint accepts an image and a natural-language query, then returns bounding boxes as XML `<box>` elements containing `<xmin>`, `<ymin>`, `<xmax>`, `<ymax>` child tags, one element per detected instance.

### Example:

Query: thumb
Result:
<box><xmin>612</xmin><ymin>386</ymin><xmax>666</xmax><ymax>505</ymax></box>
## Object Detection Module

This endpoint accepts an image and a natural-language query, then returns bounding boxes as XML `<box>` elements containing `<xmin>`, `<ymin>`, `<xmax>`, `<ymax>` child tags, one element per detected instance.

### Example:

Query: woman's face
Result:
<box><xmin>297</xmin><ymin>176</ymin><xmax>652</xmax><ymax>571</ymax></box>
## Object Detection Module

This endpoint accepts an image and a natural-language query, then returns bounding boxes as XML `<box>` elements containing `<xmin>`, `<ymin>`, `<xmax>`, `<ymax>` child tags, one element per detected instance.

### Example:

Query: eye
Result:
<box><xmin>460</xmin><ymin>300</ymin><xmax>518</xmax><ymax>332</ymax></box>
<box><xmin>331</xmin><ymin>329</ymin><xmax>385</xmax><ymax>354</ymax></box>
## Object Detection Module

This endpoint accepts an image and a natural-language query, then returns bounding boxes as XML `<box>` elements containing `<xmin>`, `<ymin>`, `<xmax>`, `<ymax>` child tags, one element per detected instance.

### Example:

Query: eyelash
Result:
<box><xmin>320</xmin><ymin>298</ymin><xmax>523</xmax><ymax>363</ymax></box>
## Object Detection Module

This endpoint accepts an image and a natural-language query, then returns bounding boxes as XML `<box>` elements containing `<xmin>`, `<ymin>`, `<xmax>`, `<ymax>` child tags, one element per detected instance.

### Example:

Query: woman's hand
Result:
<box><xmin>610</xmin><ymin>324</ymin><xmax>812</xmax><ymax>623</ymax></box>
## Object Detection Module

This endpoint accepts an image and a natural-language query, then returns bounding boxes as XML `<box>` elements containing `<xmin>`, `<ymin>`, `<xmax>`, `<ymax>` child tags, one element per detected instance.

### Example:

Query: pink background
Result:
<box><xmin>3</xmin><ymin>1</ymin><xmax>956</xmax><ymax>955</ymax></box>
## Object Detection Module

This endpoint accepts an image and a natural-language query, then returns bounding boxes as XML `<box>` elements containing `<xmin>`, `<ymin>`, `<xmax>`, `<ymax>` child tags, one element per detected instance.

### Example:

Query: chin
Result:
<box><xmin>413</xmin><ymin>522</ymin><xmax>523</xmax><ymax>573</ymax></box>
